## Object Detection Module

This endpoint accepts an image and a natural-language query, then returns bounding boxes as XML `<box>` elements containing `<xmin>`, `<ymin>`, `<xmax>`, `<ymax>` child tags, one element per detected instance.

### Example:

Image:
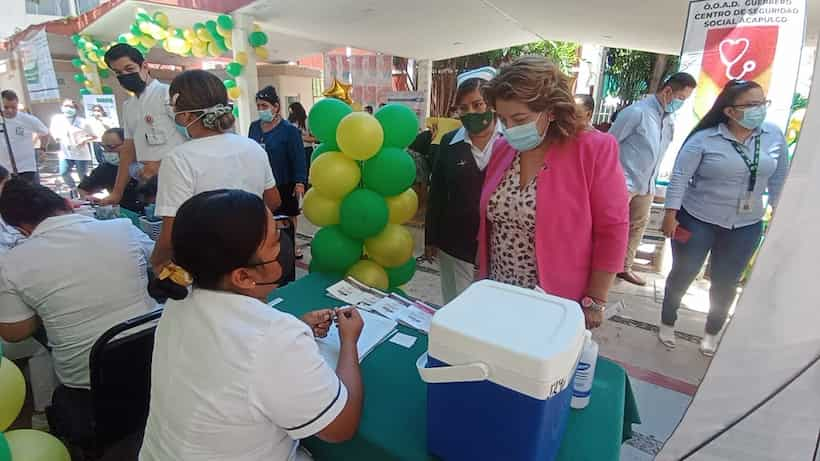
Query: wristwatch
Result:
<box><xmin>580</xmin><ymin>296</ymin><xmax>606</xmax><ymax>312</ymax></box>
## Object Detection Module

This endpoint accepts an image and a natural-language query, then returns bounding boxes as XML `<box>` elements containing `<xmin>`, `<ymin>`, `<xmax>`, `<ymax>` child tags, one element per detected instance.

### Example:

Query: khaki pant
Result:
<box><xmin>624</xmin><ymin>192</ymin><xmax>654</xmax><ymax>271</ymax></box>
<box><xmin>439</xmin><ymin>251</ymin><xmax>475</xmax><ymax>304</ymax></box>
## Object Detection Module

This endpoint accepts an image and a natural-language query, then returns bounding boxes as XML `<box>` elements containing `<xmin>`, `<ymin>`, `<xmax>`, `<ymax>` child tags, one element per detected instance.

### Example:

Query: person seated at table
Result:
<box><xmin>0</xmin><ymin>165</ymin><xmax>25</xmax><ymax>253</ymax></box>
<box><xmin>0</xmin><ymin>179</ymin><xmax>157</xmax><ymax>394</ymax></box>
<box><xmin>78</xmin><ymin>128</ymin><xmax>144</xmax><ymax>213</ymax></box>
<box><xmin>141</xmin><ymin>189</ymin><xmax>364</xmax><ymax>460</ymax></box>
<box><xmin>151</xmin><ymin>69</ymin><xmax>281</xmax><ymax>273</ymax></box>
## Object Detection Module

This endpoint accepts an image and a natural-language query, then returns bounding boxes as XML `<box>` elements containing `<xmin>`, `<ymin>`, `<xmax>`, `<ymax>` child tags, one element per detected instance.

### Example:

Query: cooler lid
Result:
<box><xmin>428</xmin><ymin>280</ymin><xmax>585</xmax><ymax>398</ymax></box>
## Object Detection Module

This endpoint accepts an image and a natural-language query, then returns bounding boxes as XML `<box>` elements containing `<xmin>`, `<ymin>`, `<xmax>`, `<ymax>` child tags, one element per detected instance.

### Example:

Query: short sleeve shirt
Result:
<box><xmin>0</xmin><ymin>112</ymin><xmax>48</xmax><ymax>173</ymax></box>
<box><xmin>155</xmin><ymin>133</ymin><xmax>276</xmax><ymax>217</ymax></box>
<box><xmin>122</xmin><ymin>79</ymin><xmax>185</xmax><ymax>162</ymax></box>
<box><xmin>139</xmin><ymin>289</ymin><xmax>347</xmax><ymax>461</ymax></box>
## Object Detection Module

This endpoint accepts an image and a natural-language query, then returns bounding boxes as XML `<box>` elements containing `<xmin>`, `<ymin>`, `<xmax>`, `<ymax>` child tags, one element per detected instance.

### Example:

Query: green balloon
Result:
<box><xmin>375</xmin><ymin>103</ymin><xmax>420</xmax><ymax>148</ymax></box>
<box><xmin>193</xmin><ymin>22</ymin><xmax>205</xmax><ymax>32</ymax></box>
<box><xmin>340</xmin><ymin>189</ymin><xmax>389</xmax><ymax>239</ymax></box>
<box><xmin>217</xmin><ymin>14</ymin><xmax>234</xmax><ymax>30</ymax></box>
<box><xmin>214</xmin><ymin>36</ymin><xmax>228</xmax><ymax>53</ymax></box>
<box><xmin>308</xmin><ymin>259</ymin><xmax>345</xmax><ymax>278</ymax></box>
<box><xmin>135</xmin><ymin>44</ymin><xmax>149</xmax><ymax>55</ymax></box>
<box><xmin>74</xmin><ymin>73</ymin><xmax>87</xmax><ymax>83</ymax></box>
<box><xmin>223</xmin><ymin>79</ymin><xmax>237</xmax><ymax>89</ymax></box>
<box><xmin>136</xmin><ymin>12</ymin><xmax>152</xmax><ymax>23</ymax></box>
<box><xmin>225</xmin><ymin>62</ymin><xmax>243</xmax><ymax>77</ymax></box>
<box><xmin>130</xmin><ymin>23</ymin><xmax>143</xmax><ymax>37</ymax></box>
<box><xmin>117</xmin><ymin>34</ymin><xmax>129</xmax><ymax>44</ymax></box>
<box><xmin>310</xmin><ymin>143</ymin><xmax>335</xmax><ymax>163</ymax></box>
<box><xmin>206</xmin><ymin>20</ymin><xmax>218</xmax><ymax>33</ymax></box>
<box><xmin>248</xmin><ymin>31</ymin><xmax>268</xmax><ymax>47</ymax></box>
<box><xmin>71</xmin><ymin>34</ymin><xmax>81</xmax><ymax>45</ymax></box>
<box><xmin>363</xmin><ymin>147</ymin><xmax>417</xmax><ymax>196</ymax></box>
<box><xmin>79</xmin><ymin>88</ymin><xmax>91</xmax><ymax>96</ymax></box>
<box><xmin>102</xmin><ymin>85</ymin><xmax>114</xmax><ymax>94</ymax></box>
<box><xmin>386</xmin><ymin>257</ymin><xmax>416</xmax><ymax>287</ymax></box>
<box><xmin>98</xmin><ymin>68</ymin><xmax>110</xmax><ymax>79</ymax></box>
<box><xmin>71</xmin><ymin>57</ymin><xmax>83</xmax><ymax>68</ymax></box>
<box><xmin>311</xmin><ymin>226</ymin><xmax>362</xmax><ymax>273</ymax></box>
<box><xmin>308</xmin><ymin>99</ymin><xmax>352</xmax><ymax>144</ymax></box>
<box><xmin>0</xmin><ymin>432</ymin><xmax>10</xmax><ymax>461</ymax></box>
<box><xmin>232</xmin><ymin>105</ymin><xmax>239</xmax><ymax>117</ymax></box>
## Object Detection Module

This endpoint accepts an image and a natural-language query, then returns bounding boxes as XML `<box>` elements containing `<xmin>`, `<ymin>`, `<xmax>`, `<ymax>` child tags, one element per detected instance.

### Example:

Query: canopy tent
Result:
<box><xmin>656</xmin><ymin>47</ymin><xmax>820</xmax><ymax>461</ymax></box>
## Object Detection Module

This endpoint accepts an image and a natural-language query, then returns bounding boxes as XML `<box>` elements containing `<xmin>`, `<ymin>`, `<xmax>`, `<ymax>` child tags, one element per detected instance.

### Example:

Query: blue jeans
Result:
<box><xmin>662</xmin><ymin>208</ymin><xmax>763</xmax><ymax>335</ymax></box>
<box><xmin>59</xmin><ymin>159</ymin><xmax>90</xmax><ymax>189</ymax></box>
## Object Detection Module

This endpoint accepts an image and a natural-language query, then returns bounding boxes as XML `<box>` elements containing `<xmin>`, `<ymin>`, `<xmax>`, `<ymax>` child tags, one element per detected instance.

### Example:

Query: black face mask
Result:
<box><xmin>251</xmin><ymin>230</ymin><xmax>295</xmax><ymax>286</ymax></box>
<box><xmin>117</xmin><ymin>72</ymin><xmax>147</xmax><ymax>94</ymax></box>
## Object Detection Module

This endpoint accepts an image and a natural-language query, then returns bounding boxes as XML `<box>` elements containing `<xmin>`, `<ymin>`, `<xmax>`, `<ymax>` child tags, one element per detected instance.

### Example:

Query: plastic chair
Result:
<box><xmin>49</xmin><ymin>309</ymin><xmax>162</xmax><ymax>460</ymax></box>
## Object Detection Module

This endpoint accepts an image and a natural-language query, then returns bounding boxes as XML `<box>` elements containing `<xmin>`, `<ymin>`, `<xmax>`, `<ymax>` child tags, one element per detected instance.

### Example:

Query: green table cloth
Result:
<box><xmin>273</xmin><ymin>273</ymin><xmax>641</xmax><ymax>461</ymax></box>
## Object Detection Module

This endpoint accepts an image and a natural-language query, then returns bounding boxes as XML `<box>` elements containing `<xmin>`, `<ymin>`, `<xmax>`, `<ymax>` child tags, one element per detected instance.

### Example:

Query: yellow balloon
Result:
<box><xmin>6</xmin><ymin>429</ymin><xmax>71</xmax><ymax>461</ymax></box>
<box><xmin>154</xmin><ymin>12</ymin><xmax>169</xmax><ymax>28</ymax></box>
<box><xmin>309</xmin><ymin>151</ymin><xmax>361</xmax><ymax>199</ymax></box>
<box><xmin>197</xmin><ymin>28</ymin><xmax>213</xmax><ymax>43</ymax></box>
<box><xmin>253</xmin><ymin>24</ymin><xmax>262</xmax><ymax>32</ymax></box>
<box><xmin>235</xmin><ymin>51</ymin><xmax>249</xmax><ymax>66</ymax></box>
<box><xmin>139</xmin><ymin>35</ymin><xmax>157</xmax><ymax>49</ymax></box>
<box><xmin>207</xmin><ymin>41</ymin><xmax>221</xmax><ymax>57</ymax></box>
<box><xmin>80</xmin><ymin>64</ymin><xmax>90</xmax><ymax>73</ymax></box>
<box><xmin>365</xmin><ymin>224</ymin><xmax>414</xmax><ymax>268</ymax></box>
<box><xmin>254</xmin><ymin>46</ymin><xmax>268</xmax><ymax>60</ymax></box>
<box><xmin>126</xmin><ymin>33</ymin><xmax>140</xmax><ymax>46</ymax></box>
<box><xmin>224</xmin><ymin>35</ymin><xmax>233</xmax><ymax>50</ymax></box>
<box><xmin>97</xmin><ymin>60</ymin><xmax>108</xmax><ymax>70</ymax></box>
<box><xmin>336</xmin><ymin>112</ymin><xmax>384</xmax><ymax>161</ymax></box>
<box><xmin>217</xmin><ymin>25</ymin><xmax>231</xmax><ymax>38</ymax></box>
<box><xmin>385</xmin><ymin>188</ymin><xmax>418</xmax><ymax>224</ymax></box>
<box><xmin>84</xmin><ymin>80</ymin><xmax>95</xmax><ymax>89</ymax></box>
<box><xmin>191</xmin><ymin>43</ymin><xmax>208</xmax><ymax>58</ymax></box>
<box><xmin>183</xmin><ymin>28</ymin><xmax>196</xmax><ymax>41</ymax></box>
<box><xmin>227</xmin><ymin>86</ymin><xmax>241</xmax><ymax>100</ymax></box>
<box><xmin>167</xmin><ymin>37</ymin><xmax>190</xmax><ymax>55</ymax></box>
<box><xmin>347</xmin><ymin>260</ymin><xmax>389</xmax><ymax>290</ymax></box>
<box><xmin>303</xmin><ymin>188</ymin><xmax>341</xmax><ymax>226</ymax></box>
<box><xmin>0</xmin><ymin>357</ymin><xmax>25</xmax><ymax>431</ymax></box>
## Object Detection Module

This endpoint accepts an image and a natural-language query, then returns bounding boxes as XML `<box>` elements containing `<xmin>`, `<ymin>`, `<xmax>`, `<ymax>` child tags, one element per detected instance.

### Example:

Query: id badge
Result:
<box><xmin>145</xmin><ymin>125</ymin><xmax>168</xmax><ymax>145</ymax></box>
<box><xmin>737</xmin><ymin>191</ymin><xmax>754</xmax><ymax>214</ymax></box>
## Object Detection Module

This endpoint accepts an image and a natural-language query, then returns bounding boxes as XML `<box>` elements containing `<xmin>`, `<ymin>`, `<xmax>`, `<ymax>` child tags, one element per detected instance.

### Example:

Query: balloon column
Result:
<box><xmin>305</xmin><ymin>100</ymin><xmax>420</xmax><ymax>290</ymax></box>
<box><xmin>0</xmin><ymin>344</ymin><xmax>70</xmax><ymax>461</ymax></box>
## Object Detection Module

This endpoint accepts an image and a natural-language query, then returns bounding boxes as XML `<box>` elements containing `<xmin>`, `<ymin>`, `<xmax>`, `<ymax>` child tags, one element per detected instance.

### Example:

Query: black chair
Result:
<box><xmin>49</xmin><ymin>309</ymin><xmax>162</xmax><ymax>460</ymax></box>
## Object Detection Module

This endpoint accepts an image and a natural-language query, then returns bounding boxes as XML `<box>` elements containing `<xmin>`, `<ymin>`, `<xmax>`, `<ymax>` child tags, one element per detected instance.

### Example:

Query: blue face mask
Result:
<box><xmin>737</xmin><ymin>105</ymin><xmax>767</xmax><ymax>130</ymax></box>
<box><xmin>258</xmin><ymin>109</ymin><xmax>274</xmax><ymax>123</ymax></box>
<box><xmin>502</xmin><ymin>113</ymin><xmax>546</xmax><ymax>152</ymax></box>
<box><xmin>62</xmin><ymin>106</ymin><xmax>77</xmax><ymax>117</ymax></box>
<box><xmin>665</xmin><ymin>98</ymin><xmax>684</xmax><ymax>113</ymax></box>
<box><xmin>173</xmin><ymin>110</ymin><xmax>204</xmax><ymax>140</ymax></box>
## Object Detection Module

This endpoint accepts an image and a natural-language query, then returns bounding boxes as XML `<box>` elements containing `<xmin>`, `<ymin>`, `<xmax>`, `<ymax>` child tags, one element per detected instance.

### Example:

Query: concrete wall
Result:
<box><xmin>0</xmin><ymin>0</ymin><xmax>64</xmax><ymax>39</ymax></box>
<box><xmin>258</xmin><ymin>64</ymin><xmax>320</xmax><ymax>113</ymax></box>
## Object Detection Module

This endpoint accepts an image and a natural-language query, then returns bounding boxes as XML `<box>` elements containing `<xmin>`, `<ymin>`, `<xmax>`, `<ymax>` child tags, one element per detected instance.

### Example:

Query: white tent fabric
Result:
<box><xmin>656</xmin><ymin>49</ymin><xmax>820</xmax><ymax>461</ymax></box>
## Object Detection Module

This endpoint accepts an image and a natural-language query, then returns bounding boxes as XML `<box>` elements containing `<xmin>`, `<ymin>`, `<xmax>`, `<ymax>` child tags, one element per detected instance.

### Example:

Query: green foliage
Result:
<box><xmin>434</xmin><ymin>40</ymin><xmax>580</xmax><ymax>75</ymax></box>
<box><xmin>791</xmin><ymin>92</ymin><xmax>808</xmax><ymax>111</ymax></box>
<box><xmin>605</xmin><ymin>49</ymin><xmax>654</xmax><ymax>105</ymax></box>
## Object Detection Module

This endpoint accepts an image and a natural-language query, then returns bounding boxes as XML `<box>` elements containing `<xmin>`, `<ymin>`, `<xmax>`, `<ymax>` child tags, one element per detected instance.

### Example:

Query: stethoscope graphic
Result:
<box><xmin>719</xmin><ymin>38</ymin><xmax>756</xmax><ymax>80</ymax></box>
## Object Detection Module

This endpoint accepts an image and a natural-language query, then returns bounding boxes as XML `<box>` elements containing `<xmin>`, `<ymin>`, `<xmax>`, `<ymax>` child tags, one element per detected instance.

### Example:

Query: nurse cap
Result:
<box><xmin>456</xmin><ymin>66</ymin><xmax>498</xmax><ymax>88</ymax></box>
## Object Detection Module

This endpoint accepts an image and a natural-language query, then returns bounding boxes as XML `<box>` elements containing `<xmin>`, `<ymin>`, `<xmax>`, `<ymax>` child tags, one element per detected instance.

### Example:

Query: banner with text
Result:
<box><xmin>19</xmin><ymin>29</ymin><xmax>60</xmax><ymax>103</ymax></box>
<box><xmin>661</xmin><ymin>0</ymin><xmax>806</xmax><ymax>176</ymax></box>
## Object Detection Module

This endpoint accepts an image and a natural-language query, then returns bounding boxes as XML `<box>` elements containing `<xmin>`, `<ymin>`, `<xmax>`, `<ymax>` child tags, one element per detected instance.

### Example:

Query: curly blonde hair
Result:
<box><xmin>483</xmin><ymin>56</ymin><xmax>584</xmax><ymax>141</ymax></box>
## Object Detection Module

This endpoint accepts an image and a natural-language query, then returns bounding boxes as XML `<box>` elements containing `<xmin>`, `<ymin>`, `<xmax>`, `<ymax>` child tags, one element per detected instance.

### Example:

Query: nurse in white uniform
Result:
<box><xmin>140</xmin><ymin>189</ymin><xmax>364</xmax><ymax>461</ymax></box>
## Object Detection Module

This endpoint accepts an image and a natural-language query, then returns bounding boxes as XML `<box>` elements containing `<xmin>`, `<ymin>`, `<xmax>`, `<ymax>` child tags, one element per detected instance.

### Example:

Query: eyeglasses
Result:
<box><xmin>732</xmin><ymin>100</ymin><xmax>771</xmax><ymax>110</ymax></box>
<box><xmin>103</xmin><ymin>143</ymin><xmax>123</xmax><ymax>150</ymax></box>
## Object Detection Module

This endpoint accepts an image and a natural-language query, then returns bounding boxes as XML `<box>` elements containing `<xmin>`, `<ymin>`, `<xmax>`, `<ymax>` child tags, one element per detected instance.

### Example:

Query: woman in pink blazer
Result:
<box><xmin>479</xmin><ymin>56</ymin><xmax>629</xmax><ymax>329</ymax></box>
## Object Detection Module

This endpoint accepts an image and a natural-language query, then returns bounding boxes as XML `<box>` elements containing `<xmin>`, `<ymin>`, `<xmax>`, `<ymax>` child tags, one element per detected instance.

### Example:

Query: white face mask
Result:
<box><xmin>102</xmin><ymin>151</ymin><xmax>120</xmax><ymax>166</ymax></box>
<box><xmin>502</xmin><ymin>113</ymin><xmax>547</xmax><ymax>152</ymax></box>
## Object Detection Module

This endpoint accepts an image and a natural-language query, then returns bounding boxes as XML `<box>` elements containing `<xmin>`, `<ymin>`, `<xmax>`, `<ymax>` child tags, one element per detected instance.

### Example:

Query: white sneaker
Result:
<box><xmin>658</xmin><ymin>323</ymin><xmax>676</xmax><ymax>349</ymax></box>
<box><xmin>700</xmin><ymin>333</ymin><xmax>719</xmax><ymax>357</ymax></box>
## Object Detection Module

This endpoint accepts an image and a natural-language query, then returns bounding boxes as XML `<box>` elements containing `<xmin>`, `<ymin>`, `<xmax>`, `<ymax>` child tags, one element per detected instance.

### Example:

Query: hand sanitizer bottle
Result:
<box><xmin>571</xmin><ymin>330</ymin><xmax>598</xmax><ymax>409</ymax></box>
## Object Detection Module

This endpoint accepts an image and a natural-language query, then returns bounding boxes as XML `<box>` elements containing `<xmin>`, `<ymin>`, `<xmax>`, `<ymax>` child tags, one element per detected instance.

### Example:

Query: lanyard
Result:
<box><xmin>730</xmin><ymin>135</ymin><xmax>760</xmax><ymax>192</ymax></box>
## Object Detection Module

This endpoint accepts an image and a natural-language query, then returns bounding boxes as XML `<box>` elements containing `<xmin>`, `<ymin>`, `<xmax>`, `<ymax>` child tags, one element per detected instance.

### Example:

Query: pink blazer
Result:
<box><xmin>477</xmin><ymin>130</ymin><xmax>629</xmax><ymax>301</ymax></box>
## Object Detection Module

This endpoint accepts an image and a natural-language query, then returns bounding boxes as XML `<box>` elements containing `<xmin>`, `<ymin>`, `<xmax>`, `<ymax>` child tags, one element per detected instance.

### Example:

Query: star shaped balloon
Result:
<box><xmin>322</xmin><ymin>78</ymin><xmax>353</xmax><ymax>105</ymax></box>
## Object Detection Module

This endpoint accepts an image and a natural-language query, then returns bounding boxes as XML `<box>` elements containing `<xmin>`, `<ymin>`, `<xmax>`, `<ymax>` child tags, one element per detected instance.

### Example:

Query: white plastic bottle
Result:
<box><xmin>571</xmin><ymin>330</ymin><xmax>599</xmax><ymax>409</ymax></box>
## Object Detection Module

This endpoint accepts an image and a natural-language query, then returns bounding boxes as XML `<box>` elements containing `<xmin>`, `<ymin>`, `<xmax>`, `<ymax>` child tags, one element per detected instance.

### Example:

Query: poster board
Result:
<box><xmin>18</xmin><ymin>29</ymin><xmax>60</xmax><ymax>103</ymax></box>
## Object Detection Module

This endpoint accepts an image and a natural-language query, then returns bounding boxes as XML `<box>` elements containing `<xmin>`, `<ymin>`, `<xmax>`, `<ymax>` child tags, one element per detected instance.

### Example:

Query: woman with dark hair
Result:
<box><xmin>140</xmin><ymin>189</ymin><xmax>364</xmax><ymax>461</ymax></box>
<box><xmin>574</xmin><ymin>94</ymin><xmax>595</xmax><ymax>128</ymax></box>
<box><xmin>425</xmin><ymin>67</ymin><xmax>502</xmax><ymax>303</ymax></box>
<box><xmin>50</xmin><ymin>98</ymin><xmax>95</xmax><ymax>195</ymax></box>
<box><xmin>0</xmin><ymin>165</ymin><xmax>25</xmax><ymax>252</ymax></box>
<box><xmin>250</xmin><ymin>87</ymin><xmax>307</xmax><ymax>256</ymax></box>
<box><xmin>659</xmin><ymin>80</ymin><xmax>790</xmax><ymax>355</ymax></box>
<box><xmin>151</xmin><ymin>70</ymin><xmax>281</xmax><ymax>271</ymax></box>
<box><xmin>479</xmin><ymin>56</ymin><xmax>629</xmax><ymax>329</ymax></box>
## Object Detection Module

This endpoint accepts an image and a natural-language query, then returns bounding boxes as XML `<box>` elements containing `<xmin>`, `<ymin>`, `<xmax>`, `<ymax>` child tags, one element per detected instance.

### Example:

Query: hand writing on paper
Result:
<box><xmin>302</xmin><ymin>309</ymin><xmax>333</xmax><ymax>338</ymax></box>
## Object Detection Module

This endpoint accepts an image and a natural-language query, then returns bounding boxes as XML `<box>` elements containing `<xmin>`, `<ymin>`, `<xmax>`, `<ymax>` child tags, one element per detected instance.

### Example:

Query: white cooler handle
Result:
<box><xmin>416</xmin><ymin>352</ymin><xmax>489</xmax><ymax>384</ymax></box>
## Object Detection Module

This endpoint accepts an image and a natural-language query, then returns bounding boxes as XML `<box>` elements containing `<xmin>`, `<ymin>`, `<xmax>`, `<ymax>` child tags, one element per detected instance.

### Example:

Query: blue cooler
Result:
<box><xmin>417</xmin><ymin>280</ymin><xmax>585</xmax><ymax>461</ymax></box>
